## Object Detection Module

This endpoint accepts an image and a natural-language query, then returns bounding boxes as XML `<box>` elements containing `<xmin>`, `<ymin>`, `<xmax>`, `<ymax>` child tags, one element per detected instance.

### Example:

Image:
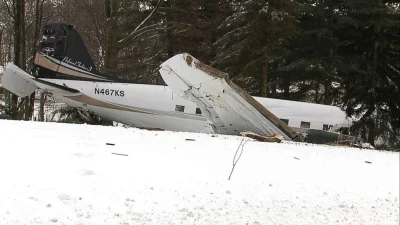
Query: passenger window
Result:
<box><xmin>175</xmin><ymin>105</ymin><xmax>185</xmax><ymax>112</ymax></box>
<box><xmin>280</xmin><ymin>119</ymin><xmax>289</xmax><ymax>125</ymax></box>
<box><xmin>196</xmin><ymin>108</ymin><xmax>202</xmax><ymax>115</ymax></box>
<box><xmin>323</xmin><ymin>124</ymin><xmax>333</xmax><ymax>131</ymax></box>
<box><xmin>300</xmin><ymin>121</ymin><xmax>310</xmax><ymax>128</ymax></box>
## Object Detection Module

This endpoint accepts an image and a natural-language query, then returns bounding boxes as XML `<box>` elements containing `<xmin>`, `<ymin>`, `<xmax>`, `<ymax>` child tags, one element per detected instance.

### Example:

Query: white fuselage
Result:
<box><xmin>43</xmin><ymin>79</ymin><xmax>350</xmax><ymax>134</ymax></box>
<box><xmin>46</xmin><ymin>79</ymin><xmax>214</xmax><ymax>133</ymax></box>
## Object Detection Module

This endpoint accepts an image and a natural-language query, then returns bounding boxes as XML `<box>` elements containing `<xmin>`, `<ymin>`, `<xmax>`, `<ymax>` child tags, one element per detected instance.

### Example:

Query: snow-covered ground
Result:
<box><xmin>0</xmin><ymin>120</ymin><xmax>398</xmax><ymax>225</ymax></box>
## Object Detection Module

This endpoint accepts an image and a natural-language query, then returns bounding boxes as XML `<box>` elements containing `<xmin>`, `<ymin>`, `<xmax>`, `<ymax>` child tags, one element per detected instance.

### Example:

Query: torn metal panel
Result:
<box><xmin>159</xmin><ymin>53</ymin><xmax>301</xmax><ymax>141</ymax></box>
<box><xmin>2</xmin><ymin>63</ymin><xmax>80</xmax><ymax>97</ymax></box>
<box><xmin>160</xmin><ymin>64</ymin><xmax>226</xmax><ymax>133</ymax></box>
<box><xmin>2</xmin><ymin>64</ymin><xmax>37</xmax><ymax>97</ymax></box>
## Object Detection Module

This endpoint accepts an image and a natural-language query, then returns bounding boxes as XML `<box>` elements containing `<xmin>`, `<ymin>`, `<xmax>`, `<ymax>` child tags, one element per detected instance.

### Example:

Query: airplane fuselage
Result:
<box><xmin>40</xmin><ymin>78</ymin><xmax>349</xmax><ymax>134</ymax></box>
<box><xmin>43</xmin><ymin>79</ymin><xmax>215</xmax><ymax>133</ymax></box>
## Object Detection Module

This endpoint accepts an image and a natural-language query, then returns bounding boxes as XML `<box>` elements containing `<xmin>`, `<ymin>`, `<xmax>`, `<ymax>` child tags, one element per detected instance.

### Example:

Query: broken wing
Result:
<box><xmin>159</xmin><ymin>53</ymin><xmax>300</xmax><ymax>141</ymax></box>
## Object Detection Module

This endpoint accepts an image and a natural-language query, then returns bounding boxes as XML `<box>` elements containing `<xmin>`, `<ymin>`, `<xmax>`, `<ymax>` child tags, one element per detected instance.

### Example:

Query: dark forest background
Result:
<box><xmin>0</xmin><ymin>0</ymin><xmax>399</xmax><ymax>148</ymax></box>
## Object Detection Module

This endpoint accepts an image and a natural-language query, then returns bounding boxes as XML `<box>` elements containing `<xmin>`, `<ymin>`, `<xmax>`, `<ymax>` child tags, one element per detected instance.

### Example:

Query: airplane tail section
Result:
<box><xmin>1</xmin><ymin>63</ymin><xmax>38</xmax><ymax>97</ymax></box>
<box><xmin>1</xmin><ymin>23</ymin><xmax>109</xmax><ymax>99</ymax></box>
<box><xmin>33</xmin><ymin>23</ymin><xmax>110</xmax><ymax>82</ymax></box>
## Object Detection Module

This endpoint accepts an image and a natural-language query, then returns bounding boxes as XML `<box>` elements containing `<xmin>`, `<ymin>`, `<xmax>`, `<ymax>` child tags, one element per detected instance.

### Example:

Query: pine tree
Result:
<box><xmin>337</xmin><ymin>0</ymin><xmax>400</xmax><ymax>146</ymax></box>
<box><xmin>273</xmin><ymin>0</ymin><xmax>347</xmax><ymax>103</ymax></box>
<box><xmin>213</xmin><ymin>0</ymin><xmax>299</xmax><ymax>97</ymax></box>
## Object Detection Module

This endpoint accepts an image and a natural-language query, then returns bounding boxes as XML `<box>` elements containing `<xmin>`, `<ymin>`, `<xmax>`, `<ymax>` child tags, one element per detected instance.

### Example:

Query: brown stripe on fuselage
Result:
<box><xmin>65</xmin><ymin>94</ymin><xmax>153</xmax><ymax>114</ymax></box>
<box><xmin>34</xmin><ymin>53</ymin><xmax>109</xmax><ymax>81</ymax></box>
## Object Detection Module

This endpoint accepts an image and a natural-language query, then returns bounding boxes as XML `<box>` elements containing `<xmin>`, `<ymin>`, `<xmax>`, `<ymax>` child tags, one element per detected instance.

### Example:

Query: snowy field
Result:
<box><xmin>0</xmin><ymin>120</ymin><xmax>398</xmax><ymax>225</ymax></box>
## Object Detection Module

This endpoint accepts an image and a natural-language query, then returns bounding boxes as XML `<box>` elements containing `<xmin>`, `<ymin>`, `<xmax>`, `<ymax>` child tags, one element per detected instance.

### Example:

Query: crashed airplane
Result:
<box><xmin>1</xmin><ymin>23</ymin><xmax>350</xmax><ymax>141</ymax></box>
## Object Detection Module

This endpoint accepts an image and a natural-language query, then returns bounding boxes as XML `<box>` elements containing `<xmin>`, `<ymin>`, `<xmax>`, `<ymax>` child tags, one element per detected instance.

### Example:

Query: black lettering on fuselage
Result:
<box><xmin>94</xmin><ymin>88</ymin><xmax>125</xmax><ymax>97</ymax></box>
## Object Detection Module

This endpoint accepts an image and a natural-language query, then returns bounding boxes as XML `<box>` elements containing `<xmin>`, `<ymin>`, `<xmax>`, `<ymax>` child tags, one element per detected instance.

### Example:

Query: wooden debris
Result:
<box><xmin>240</xmin><ymin>131</ymin><xmax>284</xmax><ymax>143</ymax></box>
<box><xmin>139</xmin><ymin>127</ymin><xmax>164</xmax><ymax>131</ymax></box>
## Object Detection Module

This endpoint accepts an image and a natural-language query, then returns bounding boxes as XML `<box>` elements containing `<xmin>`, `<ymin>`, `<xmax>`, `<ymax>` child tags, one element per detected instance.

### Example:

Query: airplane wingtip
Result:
<box><xmin>1</xmin><ymin>64</ymin><xmax>37</xmax><ymax>97</ymax></box>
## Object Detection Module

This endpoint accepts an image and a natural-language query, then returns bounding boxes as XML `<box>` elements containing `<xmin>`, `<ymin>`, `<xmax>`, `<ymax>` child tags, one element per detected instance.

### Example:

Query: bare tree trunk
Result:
<box><xmin>104</xmin><ymin>0</ymin><xmax>119</xmax><ymax>75</ymax></box>
<box><xmin>20</xmin><ymin>1</ymin><xmax>26</xmax><ymax>71</ymax></box>
<box><xmin>324</xmin><ymin>6</ymin><xmax>334</xmax><ymax>105</ymax></box>
<box><xmin>39</xmin><ymin>91</ymin><xmax>47</xmax><ymax>121</ymax></box>
<box><xmin>260</xmin><ymin>52</ymin><xmax>269</xmax><ymax>97</ymax></box>
<box><xmin>30</xmin><ymin>0</ymin><xmax>44</xmax><ymax>70</ymax></box>
<box><xmin>323</xmin><ymin>80</ymin><xmax>332</xmax><ymax>105</ymax></box>
<box><xmin>271</xmin><ymin>82</ymin><xmax>277</xmax><ymax>97</ymax></box>
<box><xmin>283</xmin><ymin>81</ymin><xmax>290</xmax><ymax>99</ymax></box>
<box><xmin>166</xmin><ymin>29</ymin><xmax>174</xmax><ymax>58</ymax></box>
<box><xmin>314</xmin><ymin>82</ymin><xmax>319</xmax><ymax>103</ymax></box>
<box><xmin>28</xmin><ymin>0</ymin><xmax>46</xmax><ymax>121</ymax></box>
<box><xmin>166</xmin><ymin>2</ymin><xmax>174</xmax><ymax>59</ymax></box>
<box><xmin>14</xmin><ymin>1</ymin><xmax>21</xmax><ymax>67</ymax></box>
<box><xmin>7</xmin><ymin>30</ymin><xmax>12</xmax><ymax>62</ymax></box>
<box><xmin>367</xmin><ymin>27</ymin><xmax>380</xmax><ymax>146</ymax></box>
<box><xmin>19</xmin><ymin>0</ymin><xmax>31</xmax><ymax>120</ymax></box>
<box><xmin>0</xmin><ymin>29</ymin><xmax>3</xmax><ymax>66</ymax></box>
<box><xmin>367</xmin><ymin>118</ymin><xmax>376</xmax><ymax>146</ymax></box>
<box><xmin>11</xmin><ymin>0</ymin><xmax>23</xmax><ymax>119</ymax></box>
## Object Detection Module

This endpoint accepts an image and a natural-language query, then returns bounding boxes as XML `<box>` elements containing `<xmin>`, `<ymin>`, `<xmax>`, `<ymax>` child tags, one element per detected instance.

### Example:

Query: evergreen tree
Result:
<box><xmin>213</xmin><ymin>0</ymin><xmax>299</xmax><ymax>97</ymax></box>
<box><xmin>337</xmin><ymin>0</ymin><xmax>400</xmax><ymax>145</ymax></box>
<box><xmin>274</xmin><ymin>0</ymin><xmax>347</xmax><ymax>103</ymax></box>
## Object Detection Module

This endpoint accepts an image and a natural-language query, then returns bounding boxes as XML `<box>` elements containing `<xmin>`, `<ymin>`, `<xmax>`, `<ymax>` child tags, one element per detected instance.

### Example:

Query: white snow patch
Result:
<box><xmin>0</xmin><ymin>120</ymin><xmax>398</xmax><ymax>224</ymax></box>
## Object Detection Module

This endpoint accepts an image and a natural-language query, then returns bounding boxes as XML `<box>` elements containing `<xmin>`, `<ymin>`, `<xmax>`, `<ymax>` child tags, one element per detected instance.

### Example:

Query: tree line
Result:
<box><xmin>0</xmin><ymin>0</ymin><xmax>399</xmax><ymax>148</ymax></box>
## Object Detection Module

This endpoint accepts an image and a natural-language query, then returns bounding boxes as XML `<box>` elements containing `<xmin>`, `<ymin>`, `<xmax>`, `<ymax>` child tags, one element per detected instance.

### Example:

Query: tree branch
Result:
<box><xmin>2</xmin><ymin>0</ymin><xmax>15</xmax><ymax>20</ymax></box>
<box><xmin>118</xmin><ymin>0</ymin><xmax>162</xmax><ymax>46</ymax></box>
<box><xmin>228</xmin><ymin>136</ymin><xmax>250</xmax><ymax>180</ymax></box>
<box><xmin>117</xmin><ymin>24</ymin><xmax>166</xmax><ymax>49</ymax></box>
